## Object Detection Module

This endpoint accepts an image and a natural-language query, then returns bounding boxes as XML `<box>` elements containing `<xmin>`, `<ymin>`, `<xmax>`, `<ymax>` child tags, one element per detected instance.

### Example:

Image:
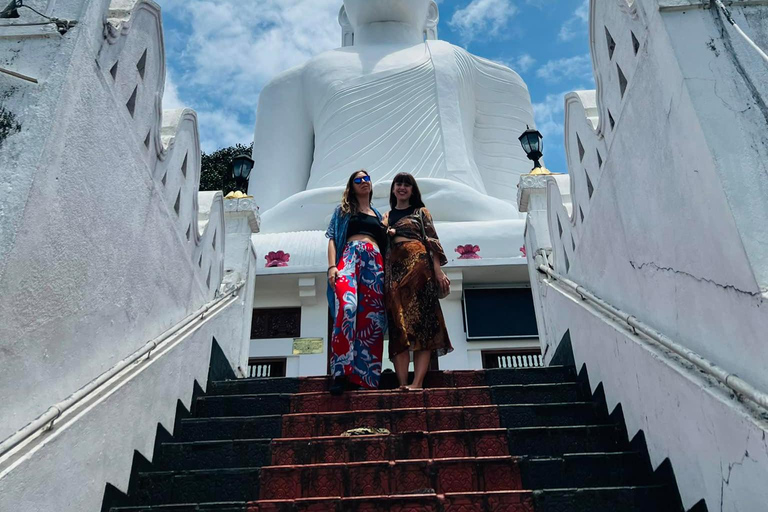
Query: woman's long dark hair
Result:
<box><xmin>389</xmin><ymin>172</ymin><xmax>425</xmax><ymax>210</ymax></box>
<box><xmin>341</xmin><ymin>169</ymin><xmax>373</xmax><ymax>215</ymax></box>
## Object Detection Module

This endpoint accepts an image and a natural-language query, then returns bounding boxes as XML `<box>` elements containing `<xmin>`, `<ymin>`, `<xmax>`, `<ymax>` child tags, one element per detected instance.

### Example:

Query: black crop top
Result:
<box><xmin>388</xmin><ymin>205</ymin><xmax>418</xmax><ymax>228</ymax></box>
<box><xmin>347</xmin><ymin>213</ymin><xmax>387</xmax><ymax>249</ymax></box>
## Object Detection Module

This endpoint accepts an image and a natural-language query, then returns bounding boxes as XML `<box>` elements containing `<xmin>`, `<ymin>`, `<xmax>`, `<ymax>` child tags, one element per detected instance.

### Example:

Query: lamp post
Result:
<box><xmin>230</xmin><ymin>154</ymin><xmax>254</xmax><ymax>196</ymax></box>
<box><xmin>518</xmin><ymin>126</ymin><xmax>549</xmax><ymax>175</ymax></box>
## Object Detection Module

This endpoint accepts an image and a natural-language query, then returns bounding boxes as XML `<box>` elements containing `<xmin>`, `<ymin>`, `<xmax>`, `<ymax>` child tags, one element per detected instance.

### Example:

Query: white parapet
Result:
<box><xmin>0</xmin><ymin>1</ymin><xmax>248</xmax><ymax>510</ymax></box>
<box><xmin>522</xmin><ymin>1</ymin><xmax>768</xmax><ymax>510</ymax></box>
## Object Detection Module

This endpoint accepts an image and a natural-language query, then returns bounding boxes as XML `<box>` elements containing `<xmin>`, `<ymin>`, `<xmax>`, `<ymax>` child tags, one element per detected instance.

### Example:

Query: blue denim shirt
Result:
<box><xmin>325</xmin><ymin>204</ymin><xmax>383</xmax><ymax>323</ymax></box>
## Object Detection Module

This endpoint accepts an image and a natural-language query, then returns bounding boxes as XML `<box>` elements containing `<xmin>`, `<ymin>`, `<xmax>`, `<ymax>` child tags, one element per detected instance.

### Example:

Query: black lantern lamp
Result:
<box><xmin>518</xmin><ymin>125</ymin><xmax>546</xmax><ymax>172</ymax></box>
<box><xmin>231</xmin><ymin>154</ymin><xmax>254</xmax><ymax>195</ymax></box>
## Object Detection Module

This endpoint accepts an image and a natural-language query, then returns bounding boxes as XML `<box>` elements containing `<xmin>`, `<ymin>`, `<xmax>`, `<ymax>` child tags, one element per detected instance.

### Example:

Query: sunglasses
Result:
<box><xmin>353</xmin><ymin>176</ymin><xmax>371</xmax><ymax>184</ymax></box>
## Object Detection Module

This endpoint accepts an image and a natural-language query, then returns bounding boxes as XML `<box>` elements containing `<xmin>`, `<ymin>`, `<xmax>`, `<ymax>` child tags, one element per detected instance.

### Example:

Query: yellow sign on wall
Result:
<box><xmin>292</xmin><ymin>337</ymin><xmax>324</xmax><ymax>355</ymax></box>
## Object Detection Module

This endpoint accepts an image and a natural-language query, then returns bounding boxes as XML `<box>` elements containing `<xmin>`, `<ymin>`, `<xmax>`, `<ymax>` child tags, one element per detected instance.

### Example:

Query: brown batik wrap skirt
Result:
<box><xmin>384</xmin><ymin>240</ymin><xmax>453</xmax><ymax>359</ymax></box>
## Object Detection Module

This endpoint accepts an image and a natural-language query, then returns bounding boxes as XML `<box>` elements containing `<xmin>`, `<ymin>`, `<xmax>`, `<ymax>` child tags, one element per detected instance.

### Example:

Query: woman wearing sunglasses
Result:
<box><xmin>383</xmin><ymin>172</ymin><xmax>452</xmax><ymax>390</ymax></box>
<box><xmin>325</xmin><ymin>170</ymin><xmax>388</xmax><ymax>395</ymax></box>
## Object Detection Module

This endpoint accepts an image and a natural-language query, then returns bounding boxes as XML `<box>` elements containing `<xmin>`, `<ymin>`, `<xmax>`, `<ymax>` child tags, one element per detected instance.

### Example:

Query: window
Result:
<box><xmin>251</xmin><ymin>308</ymin><xmax>301</xmax><ymax>339</ymax></box>
<box><xmin>463</xmin><ymin>287</ymin><xmax>538</xmax><ymax>340</ymax></box>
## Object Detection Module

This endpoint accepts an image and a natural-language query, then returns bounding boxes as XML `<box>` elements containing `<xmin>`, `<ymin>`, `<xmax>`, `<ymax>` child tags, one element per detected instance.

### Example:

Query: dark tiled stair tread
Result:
<box><xmin>111</xmin><ymin>503</ymin><xmax>246</xmax><ymax>511</ymax></box>
<box><xmin>195</xmin><ymin>395</ymin><xmax>292</xmax><ymax>417</ymax></box>
<box><xmin>155</xmin><ymin>440</ymin><xmax>272</xmax><ymax>471</ymax></box>
<box><xmin>490</xmin><ymin>382</ymin><xmax>585</xmax><ymax>404</ymax></box>
<box><xmin>177</xmin><ymin>416</ymin><xmax>282</xmax><ymax>442</ymax></box>
<box><xmin>132</xmin><ymin>468</ymin><xmax>260</xmax><ymax>505</ymax></box>
<box><xmin>521</xmin><ymin>452</ymin><xmax>651</xmax><ymax>488</ymax></box>
<box><xmin>209</xmin><ymin>378</ymin><xmax>300</xmax><ymax>395</ymax></box>
<box><xmin>486</xmin><ymin>366</ymin><xmax>577</xmax><ymax>385</ymax></box>
<box><xmin>532</xmin><ymin>485</ymin><xmax>679</xmax><ymax>512</ymax></box>
<box><xmin>497</xmin><ymin>402</ymin><xmax>607</xmax><ymax>427</ymax></box>
<box><xmin>506</xmin><ymin>425</ymin><xmax>629</xmax><ymax>456</ymax></box>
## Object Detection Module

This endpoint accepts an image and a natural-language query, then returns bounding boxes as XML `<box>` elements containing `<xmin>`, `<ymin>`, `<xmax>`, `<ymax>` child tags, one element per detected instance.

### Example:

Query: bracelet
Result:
<box><xmin>327</xmin><ymin>265</ymin><xmax>336</xmax><ymax>273</ymax></box>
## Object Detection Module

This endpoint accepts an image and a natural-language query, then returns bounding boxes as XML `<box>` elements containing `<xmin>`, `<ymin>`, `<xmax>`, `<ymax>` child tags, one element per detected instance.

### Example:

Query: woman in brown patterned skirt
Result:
<box><xmin>383</xmin><ymin>173</ymin><xmax>453</xmax><ymax>389</ymax></box>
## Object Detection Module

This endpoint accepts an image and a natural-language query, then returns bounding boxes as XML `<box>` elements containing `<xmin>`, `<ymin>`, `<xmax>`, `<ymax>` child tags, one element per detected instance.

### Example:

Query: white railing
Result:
<box><xmin>497</xmin><ymin>354</ymin><xmax>544</xmax><ymax>369</ymax></box>
<box><xmin>247</xmin><ymin>358</ymin><xmax>286</xmax><ymax>378</ymax></box>
<box><xmin>0</xmin><ymin>282</ymin><xmax>245</xmax><ymax>459</ymax></box>
<box><xmin>534</xmin><ymin>250</ymin><xmax>768</xmax><ymax>411</ymax></box>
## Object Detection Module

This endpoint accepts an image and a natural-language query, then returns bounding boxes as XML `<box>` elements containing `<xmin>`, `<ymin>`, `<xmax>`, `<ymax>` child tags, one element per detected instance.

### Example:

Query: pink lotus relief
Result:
<box><xmin>520</xmin><ymin>246</ymin><xmax>527</xmax><ymax>257</ymax></box>
<box><xmin>265</xmin><ymin>251</ymin><xmax>290</xmax><ymax>267</ymax></box>
<box><xmin>455</xmin><ymin>244</ymin><xmax>481</xmax><ymax>259</ymax></box>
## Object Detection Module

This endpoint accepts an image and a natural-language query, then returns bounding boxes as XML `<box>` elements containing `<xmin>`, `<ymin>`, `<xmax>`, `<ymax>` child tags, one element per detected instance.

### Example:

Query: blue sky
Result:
<box><xmin>157</xmin><ymin>0</ymin><xmax>594</xmax><ymax>173</ymax></box>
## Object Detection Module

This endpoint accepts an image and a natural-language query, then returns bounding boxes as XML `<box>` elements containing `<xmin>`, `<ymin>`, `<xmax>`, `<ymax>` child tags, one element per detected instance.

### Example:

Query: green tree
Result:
<box><xmin>199</xmin><ymin>143</ymin><xmax>253</xmax><ymax>193</ymax></box>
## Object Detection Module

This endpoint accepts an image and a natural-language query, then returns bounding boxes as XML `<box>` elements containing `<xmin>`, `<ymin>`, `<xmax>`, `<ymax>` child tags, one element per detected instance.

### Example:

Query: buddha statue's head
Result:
<box><xmin>339</xmin><ymin>0</ymin><xmax>439</xmax><ymax>45</ymax></box>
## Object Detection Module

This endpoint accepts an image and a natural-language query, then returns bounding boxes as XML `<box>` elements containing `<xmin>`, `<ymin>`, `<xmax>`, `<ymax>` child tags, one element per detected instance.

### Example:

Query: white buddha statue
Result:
<box><xmin>250</xmin><ymin>0</ymin><xmax>535</xmax><ymax>235</ymax></box>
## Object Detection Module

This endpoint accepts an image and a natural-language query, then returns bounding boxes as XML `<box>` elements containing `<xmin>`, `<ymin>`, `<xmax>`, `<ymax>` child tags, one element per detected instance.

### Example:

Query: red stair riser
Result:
<box><xmin>248</xmin><ymin>491</ymin><xmax>534</xmax><ymax>512</ymax></box>
<box><xmin>280</xmin><ymin>405</ymin><xmax>501</xmax><ymax>438</ymax></box>
<box><xmin>259</xmin><ymin>458</ymin><xmax>523</xmax><ymax>500</ymax></box>
<box><xmin>290</xmin><ymin>387</ymin><xmax>492</xmax><ymax>414</ymax></box>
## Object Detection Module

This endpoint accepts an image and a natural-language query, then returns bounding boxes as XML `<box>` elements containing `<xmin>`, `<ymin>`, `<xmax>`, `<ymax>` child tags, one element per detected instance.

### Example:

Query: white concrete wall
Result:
<box><xmin>531</xmin><ymin>274</ymin><xmax>768</xmax><ymax>512</ymax></box>
<box><xmin>526</xmin><ymin>1</ymin><xmax>768</xmax><ymax>510</ymax></box>
<box><xmin>0</xmin><ymin>0</ymin><xmax>227</xmax><ymax>442</ymax></box>
<box><xmin>0</xmin><ymin>1</ymin><xmax>253</xmax><ymax>510</ymax></box>
<box><xmin>0</xmin><ymin>297</ymin><xmax>250</xmax><ymax>512</ymax></box>
<box><xmin>547</xmin><ymin>0</ymin><xmax>768</xmax><ymax>394</ymax></box>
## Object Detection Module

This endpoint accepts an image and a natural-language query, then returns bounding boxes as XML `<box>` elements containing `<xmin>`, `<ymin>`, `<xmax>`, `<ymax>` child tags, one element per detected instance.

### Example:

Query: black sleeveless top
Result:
<box><xmin>388</xmin><ymin>205</ymin><xmax>418</xmax><ymax>228</ymax></box>
<box><xmin>347</xmin><ymin>212</ymin><xmax>387</xmax><ymax>249</ymax></box>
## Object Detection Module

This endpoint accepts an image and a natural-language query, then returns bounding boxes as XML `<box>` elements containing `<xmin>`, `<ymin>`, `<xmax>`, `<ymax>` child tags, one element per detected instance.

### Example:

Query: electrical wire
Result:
<box><xmin>0</xmin><ymin>1</ymin><xmax>77</xmax><ymax>34</ymax></box>
<box><xmin>713</xmin><ymin>0</ymin><xmax>768</xmax><ymax>64</ymax></box>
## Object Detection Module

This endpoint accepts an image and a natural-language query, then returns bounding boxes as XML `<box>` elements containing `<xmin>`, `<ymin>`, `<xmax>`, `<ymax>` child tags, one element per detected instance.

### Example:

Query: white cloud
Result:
<box><xmin>157</xmin><ymin>0</ymin><xmax>340</xmax><ymax>150</ymax></box>
<box><xmin>536</xmin><ymin>53</ymin><xmax>593</xmax><ymax>84</ymax></box>
<box><xmin>162</xmin><ymin>71</ymin><xmax>185</xmax><ymax>110</ymax></box>
<box><xmin>532</xmin><ymin>92</ymin><xmax>566</xmax><ymax>142</ymax></box>
<box><xmin>559</xmin><ymin>0</ymin><xmax>589</xmax><ymax>41</ymax></box>
<box><xmin>449</xmin><ymin>0</ymin><xmax>517</xmax><ymax>45</ymax></box>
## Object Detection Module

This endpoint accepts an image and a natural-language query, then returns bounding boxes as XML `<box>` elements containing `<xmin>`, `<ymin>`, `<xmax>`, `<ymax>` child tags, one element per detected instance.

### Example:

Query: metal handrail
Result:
<box><xmin>0</xmin><ymin>281</ymin><xmax>245</xmax><ymax>458</ymax></box>
<box><xmin>534</xmin><ymin>251</ymin><xmax>768</xmax><ymax>411</ymax></box>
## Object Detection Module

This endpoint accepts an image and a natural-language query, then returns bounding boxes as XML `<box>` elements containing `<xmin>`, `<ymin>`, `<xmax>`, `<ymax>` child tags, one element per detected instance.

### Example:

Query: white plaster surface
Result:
<box><xmin>547</xmin><ymin>0</ymin><xmax>768</xmax><ymax>393</ymax></box>
<box><xmin>525</xmin><ymin>1</ymin><xmax>768</xmax><ymax>510</ymax></box>
<box><xmin>0</xmin><ymin>1</ymin><xmax>249</xmax><ymax>510</ymax></box>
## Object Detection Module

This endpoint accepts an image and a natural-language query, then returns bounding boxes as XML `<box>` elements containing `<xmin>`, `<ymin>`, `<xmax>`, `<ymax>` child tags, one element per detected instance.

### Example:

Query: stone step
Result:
<box><xmin>131</xmin><ymin>468</ymin><xmax>260</xmax><ymax>505</ymax></box>
<box><xmin>259</xmin><ymin>456</ymin><xmax>523</xmax><ymax>500</ymax></box>
<box><xmin>490</xmin><ymin>382</ymin><xmax>585</xmax><ymax>404</ymax></box>
<box><xmin>486</xmin><ymin>366</ymin><xmax>577</xmax><ymax>386</ymax></box>
<box><xmin>521</xmin><ymin>452</ymin><xmax>651</xmax><ymax>489</ymax></box>
<box><xmin>280</xmin><ymin>404</ymin><xmax>501</xmax><ymax>438</ymax></box>
<box><xmin>270</xmin><ymin>429</ymin><xmax>510</xmax><ymax>466</ymax></box>
<box><xmin>194</xmin><ymin>394</ymin><xmax>292</xmax><ymax>418</ymax></box>
<box><xmin>154</xmin><ymin>439</ymin><xmax>272</xmax><ymax>471</ymax></box>
<box><xmin>533</xmin><ymin>485</ymin><xmax>680</xmax><ymax>512</ymax></box>
<box><xmin>297</xmin><ymin>370</ymin><xmax>489</xmax><ymax>393</ymax></box>
<box><xmin>111</xmin><ymin>503</ymin><xmax>247</xmax><ymax>511</ymax></box>
<box><xmin>507</xmin><ymin>425</ymin><xmax>628</xmax><ymax>456</ymax></box>
<box><xmin>288</xmin><ymin>386</ymin><xmax>492</xmax><ymax>414</ymax></box>
<box><xmin>498</xmin><ymin>402</ymin><xmax>607</xmax><ymax>428</ymax></box>
<box><xmin>209</xmin><ymin>378</ymin><xmax>300</xmax><ymax>396</ymax></box>
<box><xmin>177</xmin><ymin>416</ymin><xmax>282</xmax><ymax>442</ymax></box>
<box><xmin>249</xmin><ymin>490</ymin><xmax>534</xmax><ymax>512</ymax></box>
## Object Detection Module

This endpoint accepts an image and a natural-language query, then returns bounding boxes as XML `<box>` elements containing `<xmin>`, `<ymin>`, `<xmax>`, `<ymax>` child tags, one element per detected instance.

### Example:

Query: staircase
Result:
<box><xmin>104</xmin><ymin>366</ymin><xmax>692</xmax><ymax>512</ymax></box>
